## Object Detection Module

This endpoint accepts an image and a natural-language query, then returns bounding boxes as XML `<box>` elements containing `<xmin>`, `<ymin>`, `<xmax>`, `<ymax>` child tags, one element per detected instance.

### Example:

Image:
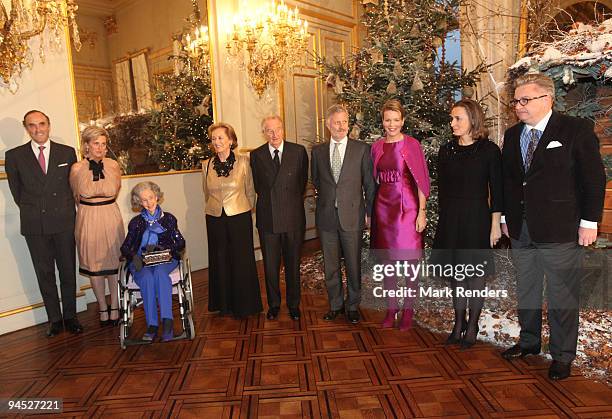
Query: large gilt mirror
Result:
<box><xmin>71</xmin><ymin>0</ymin><xmax>213</xmax><ymax>175</ymax></box>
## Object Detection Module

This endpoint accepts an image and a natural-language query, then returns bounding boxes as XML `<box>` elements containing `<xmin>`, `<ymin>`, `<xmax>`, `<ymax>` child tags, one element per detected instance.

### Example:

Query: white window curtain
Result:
<box><xmin>114</xmin><ymin>59</ymin><xmax>133</xmax><ymax>114</ymax></box>
<box><xmin>131</xmin><ymin>53</ymin><xmax>152</xmax><ymax>111</ymax></box>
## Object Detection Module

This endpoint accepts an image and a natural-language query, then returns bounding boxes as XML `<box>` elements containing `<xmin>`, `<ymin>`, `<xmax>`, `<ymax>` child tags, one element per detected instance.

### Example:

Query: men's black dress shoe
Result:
<box><xmin>323</xmin><ymin>308</ymin><xmax>344</xmax><ymax>321</ymax></box>
<box><xmin>548</xmin><ymin>361</ymin><xmax>572</xmax><ymax>380</ymax></box>
<box><xmin>47</xmin><ymin>321</ymin><xmax>63</xmax><ymax>337</ymax></box>
<box><xmin>501</xmin><ymin>344</ymin><xmax>540</xmax><ymax>360</ymax></box>
<box><xmin>347</xmin><ymin>311</ymin><xmax>360</xmax><ymax>324</ymax></box>
<box><xmin>64</xmin><ymin>318</ymin><xmax>84</xmax><ymax>334</ymax></box>
<box><xmin>266</xmin><ymin>308</ymin><xmax>279</xmax><ymax>320</ymax></box>
<box><xmin>289</xmin><ymin>309</ymin><xmax>301</xmax><ymax>321</ymax></box>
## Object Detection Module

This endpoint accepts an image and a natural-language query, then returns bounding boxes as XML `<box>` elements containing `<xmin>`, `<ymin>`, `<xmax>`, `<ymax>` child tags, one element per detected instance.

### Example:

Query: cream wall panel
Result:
<box><xmin>287</xmin><ymin>74</ymin><xmax>320</xmax><ymax>149</ymax></box>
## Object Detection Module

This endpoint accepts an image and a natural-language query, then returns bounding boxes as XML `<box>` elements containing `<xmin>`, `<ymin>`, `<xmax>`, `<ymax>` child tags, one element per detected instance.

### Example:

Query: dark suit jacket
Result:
<box><xmin>502</xmin><ymin>111</ymin><xmax>605</xmax><ymax>242</ymax></box>
<box><xmin>250</xmin><ymin>141</ymin><xmax>309</xmax><ymax>233</ymax></box>
<box><xmin>5</xmin><ymin>141</ymin><xmax>77</xmax><ymax>236</ymax></box>
<box><xmin>311</xmin><ymin>139</ymin><xmax>376</xmax><ymax>232</ymax></box>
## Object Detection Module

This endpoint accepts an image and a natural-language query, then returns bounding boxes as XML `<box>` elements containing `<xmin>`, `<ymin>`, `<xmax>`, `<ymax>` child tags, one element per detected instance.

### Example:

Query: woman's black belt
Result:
<box><xmin>79</xmin><ymin>198</ymin><xmax>116</xmax><ymax>206</ymax></box>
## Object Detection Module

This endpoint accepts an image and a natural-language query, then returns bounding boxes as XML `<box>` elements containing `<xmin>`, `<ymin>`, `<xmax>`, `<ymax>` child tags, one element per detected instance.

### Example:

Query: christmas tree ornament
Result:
<box><xmin>411</xmin><ymin>71</ymin><xmax>424</xmax><ymax>91</ymax></box>
<box><xmin>410</xmin><ymin>24</ymin><xmax>421</xmax><ymax>37</ymax></box>
<box><xmin>349</xmin><ymin>124</ymin><xmax>361</xmax><ymax>140</ymax></box>
<box><xmin>334</xmin><ymin>78</ymin><xmax>345</xmax><ymax>94</ymax></box>
<box><xmin>371</xmin><ymin>49</ymin><xmax>384</xmax><ymax>64</ymax></box>
<box><xmin>432</xmin><ymin>37</ymin><xmax>443</xmax><ymax>48</ymax></box>
<box><xmin>437</xmin><ymin>19</ymin><xmax>448</xmax><ymax>31</ymax></box>
<box><xmin>393</xmin><ymin>60</ymin><xmax>403</xmax><ymax>77</ymax></box>
<box><xmin>356</xmin><ymin>111</ymin><xmax>364</xmax><ymax>121</ymax></box>
<box><xmin>361</xmin><ymin>0</ymin><xmax>379</xmax><ymax>5</ymax></box>
<box><xmin>195</xmin><ymin>95</ymin><xmax>211</xmax><ymax>116</ymax></box>
<box><xmin>562</xmin><ymin>66</ymin><xmax>575</xmax><ymax>85</ymax></box>
<box><xmin>325</xmin><ymin>72</ymin><xmax>336</xmax><ymax>87</ymax></box>
<box><xmin>462</xmin><ymin>86</ymin><xmax>475</xmax><ymax>98</ymax></box>
<box><xmin>386</xmin><ymin>79</ymin><xmax>398</xmax><ymax>94</ymax></box>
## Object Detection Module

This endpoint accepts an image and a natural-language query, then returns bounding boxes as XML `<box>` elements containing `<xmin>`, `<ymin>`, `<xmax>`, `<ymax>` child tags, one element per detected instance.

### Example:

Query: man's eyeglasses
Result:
<box><xmin>509</xmin><ymin>94</ymin><xmax>548</xmax><ymax>107</ymax></box>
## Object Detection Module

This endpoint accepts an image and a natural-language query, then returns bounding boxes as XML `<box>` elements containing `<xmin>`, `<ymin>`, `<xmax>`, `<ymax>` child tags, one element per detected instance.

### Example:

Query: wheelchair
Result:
<box><xmin>117</xmin><ymin>254</ymin><xmax>195</xmax><ymax>349</ymax></box>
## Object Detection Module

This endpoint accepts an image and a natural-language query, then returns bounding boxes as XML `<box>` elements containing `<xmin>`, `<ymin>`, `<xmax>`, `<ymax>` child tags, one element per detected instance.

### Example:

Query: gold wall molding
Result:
<box><xmin>295</xmin><ymin>0</ymin><xmax>357</xmax><ymax>21</ymax></box>
<box><xmin>0</xmin><ymin>291</ymin><xmax>86</xmax><ymax>319</ymax></box>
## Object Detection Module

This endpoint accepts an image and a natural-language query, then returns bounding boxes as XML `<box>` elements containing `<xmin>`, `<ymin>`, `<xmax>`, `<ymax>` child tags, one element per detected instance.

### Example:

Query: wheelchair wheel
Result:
<box><xmin>119</xmin><ymin>320</ymin><xmax>127</xmax><ymax>350</ymax></box>
<box><xmin>183</xmin><ymin>258</ymin><xmax>194</xmax><ymax>310</ymax></box>
<box><xmin>119</xmin><ymin>287</ymin><xmax>131</xmax><ymax>350</ymax></box>
<box><xmin>183</xmin><ymin>312</ymin><xmax>195</xmax><ymax>340</ymax></box>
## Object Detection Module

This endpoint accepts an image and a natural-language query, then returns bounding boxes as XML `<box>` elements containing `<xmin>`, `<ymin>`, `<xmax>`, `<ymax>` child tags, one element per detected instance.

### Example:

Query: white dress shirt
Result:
<box><xmin>31</xmin><ymin>139</ymin><xmax>50</xmax><ymax>173</ymax></box>
<box><xmin>329</xmin><ymin>136</ymin><xmax>348</xmax><ymax>167</ymax></box>
<box><xmin>268</xmin><ymin>141</ymin><xmax>284</xmax><ymax>162</ymax></box>
<box><xmin>501</xmin><ymin>110</ymin><xmax>596</xmax><ymax>229</ymax></box>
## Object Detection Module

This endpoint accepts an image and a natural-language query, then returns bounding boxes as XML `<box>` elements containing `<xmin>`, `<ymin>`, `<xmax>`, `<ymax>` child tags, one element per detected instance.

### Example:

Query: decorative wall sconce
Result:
<box><xmin>79</xmin><ymin>28</ymin><xmax>98</xmax><ymax>49</ymax></box>
<box><xmin>103</xmin><ymin>15</ymin><xmax>118</xmax><ymax>36</ymax></box>
<box><xmin>0</xmin><ymin>0</ymin><xmax>81</xmax><ymax>93</ymax></box>
<box><xmin>225</xmin><ymin>0</ymin><xmax>309</xmax><ymax>97</ymax></box>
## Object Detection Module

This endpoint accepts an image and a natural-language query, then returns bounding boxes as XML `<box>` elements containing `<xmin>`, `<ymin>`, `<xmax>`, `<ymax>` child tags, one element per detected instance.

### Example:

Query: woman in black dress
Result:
<box><xmin>433</xmin><ymin>99</ymin><xmax>503</xmax><ymax>348</ymax></box>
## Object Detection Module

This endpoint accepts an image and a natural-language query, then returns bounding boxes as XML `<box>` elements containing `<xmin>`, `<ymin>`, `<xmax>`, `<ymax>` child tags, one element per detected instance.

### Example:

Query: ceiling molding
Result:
<box><xmin>77</xmin><ymin>0</ymin><xmax>139</xmax><ymax>17</ymax></box>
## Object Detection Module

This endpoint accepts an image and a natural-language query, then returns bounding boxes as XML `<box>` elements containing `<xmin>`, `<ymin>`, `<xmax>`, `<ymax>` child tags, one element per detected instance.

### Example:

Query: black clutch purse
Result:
<box><xmin>142</xmin><ymin>249</ymin><xmax>173</xmax><ymax>266</ymax></box>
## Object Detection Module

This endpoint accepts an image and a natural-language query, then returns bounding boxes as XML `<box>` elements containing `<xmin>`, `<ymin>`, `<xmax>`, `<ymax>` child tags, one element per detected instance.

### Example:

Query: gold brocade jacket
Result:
<box><xmin>202</xmin><ymin>152</ymin><xmax>256</xmax><ymax>217</ymax></box>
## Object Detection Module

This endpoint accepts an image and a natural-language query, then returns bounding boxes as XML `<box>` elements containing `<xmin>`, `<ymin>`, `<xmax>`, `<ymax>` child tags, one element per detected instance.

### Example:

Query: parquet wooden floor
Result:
<box><xmin>1</xmin><ymin>240</ymin><xmax>611</xmax><ymax>418</ymax></box>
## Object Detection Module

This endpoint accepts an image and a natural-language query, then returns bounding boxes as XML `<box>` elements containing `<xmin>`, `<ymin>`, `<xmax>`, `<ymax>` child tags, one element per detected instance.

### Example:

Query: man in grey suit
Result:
<box><xmin>311</xmin><ymin>104</ymin><xmax>376</xmax><ymax>324</ymax></box>
<box><xmin>5</xmin><ymin>110</ymin><xmax>82</xmax><ymax>337</ymax></box>
<box><xmin>250</xmin><ymin>115</ymin><xmax>309</xmax><ymax>321</ymax></box>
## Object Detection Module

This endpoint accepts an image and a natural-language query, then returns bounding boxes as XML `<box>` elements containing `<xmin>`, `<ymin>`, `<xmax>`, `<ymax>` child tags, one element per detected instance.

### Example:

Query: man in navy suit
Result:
<box><xmin>500</xmin><ymin>74</ymin><xmax>605</xmax><ymax>380</ymax></box>
<box><xmin>250</xmin><ymin>116</ymin><xmax>309</xmax><ymax>321</ymax></box>
<box><xmin>5</xmin><ymin>110</ymin><xmax>83</xmax><ymax>336</ymax></box>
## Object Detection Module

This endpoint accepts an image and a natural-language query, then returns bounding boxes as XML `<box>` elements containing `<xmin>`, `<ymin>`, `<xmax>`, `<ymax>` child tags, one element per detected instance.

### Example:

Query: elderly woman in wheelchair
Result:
<box><xmin>120</xmin><ymin>181</ymin><xmax>186</xmax><ymax>342</ymax></box>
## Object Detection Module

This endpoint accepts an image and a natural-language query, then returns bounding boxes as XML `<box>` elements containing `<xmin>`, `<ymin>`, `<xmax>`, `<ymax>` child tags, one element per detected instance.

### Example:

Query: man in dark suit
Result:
<box><xmin>250</xmin><ymin>115</ymin><xmax>309</xmax><ymax>321</ymax></box>
<box><xmin>500</xmin><ymin>74</ymin><xmax>605</xmax><ymax>380</ymax></box>
<box><xmin>5</xmin><ymin>110</ymin><xmax>83</xmax><ymax>336</ymax></box>
<box><xmin>311</xmin><ymin>104</ymin><xmax>376</xmax><ymax>324</ymax></box>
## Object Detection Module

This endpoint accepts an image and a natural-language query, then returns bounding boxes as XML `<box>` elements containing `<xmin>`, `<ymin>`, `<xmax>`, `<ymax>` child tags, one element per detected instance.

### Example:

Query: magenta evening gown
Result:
<box><xmin>371</xmin><ymin>141</ymin><xmax>422</xmax><ymax>258</ymax></box>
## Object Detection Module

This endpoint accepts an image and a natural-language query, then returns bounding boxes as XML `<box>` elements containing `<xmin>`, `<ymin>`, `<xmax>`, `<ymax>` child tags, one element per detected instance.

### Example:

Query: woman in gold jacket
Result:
<box><xmin>202</xmin><ymin>122</ymin><xmax>262</xmax><ymax>318</ymax></box>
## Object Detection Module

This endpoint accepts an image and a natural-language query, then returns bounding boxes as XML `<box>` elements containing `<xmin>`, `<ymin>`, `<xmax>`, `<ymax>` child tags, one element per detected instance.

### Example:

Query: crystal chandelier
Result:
<box><xmin>225</xmin><ymin>0</ymin><xmax>308</xmax><ymax>97</ymax></box>
<box><xmin>179</xmin><ymin>0</ymin><xmax>209</xmax><ymax>74</ymax></box>
<box><xmin>0</xmin><ymin>0</ymin><xmax>81</xmax><ymax>93</ymax></box>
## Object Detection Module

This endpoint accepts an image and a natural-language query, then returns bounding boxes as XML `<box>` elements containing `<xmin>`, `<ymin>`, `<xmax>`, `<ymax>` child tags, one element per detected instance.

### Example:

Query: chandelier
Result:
<box><xmin>0</xmin><ymin>0</ymin><xmax>81</xmax><ymax>93</ymax></box>
<box><xmin>177</xmin><ymin>0</ymin><xmax>210</xmax><ymax>75</ymax></box>
<box><xmin>225</xmin><ymin>0</ymin><xmax>309</xmax><ymax>97</ymax></box>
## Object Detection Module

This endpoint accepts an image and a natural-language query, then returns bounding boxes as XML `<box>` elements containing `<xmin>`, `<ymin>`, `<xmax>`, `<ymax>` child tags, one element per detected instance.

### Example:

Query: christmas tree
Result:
<box><xmin>148</xmin><ymin>49</ymin><xmax>214</xmax><ymax>171</ymax></box>
<box><xmin>319</xmin><ymin>0</ymin><xmax>486</xmax><ymax>244</ymax></box>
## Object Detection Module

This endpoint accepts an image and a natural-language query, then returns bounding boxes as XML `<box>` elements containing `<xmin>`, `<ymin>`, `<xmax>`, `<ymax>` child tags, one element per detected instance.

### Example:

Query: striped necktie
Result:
<box><xmin>524</xmin><ymin>129</ymin><xmax>540</xmax><ymax>171</ymax></box>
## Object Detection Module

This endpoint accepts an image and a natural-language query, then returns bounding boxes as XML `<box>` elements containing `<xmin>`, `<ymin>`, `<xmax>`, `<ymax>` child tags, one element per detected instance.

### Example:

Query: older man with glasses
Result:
<box><xmin>500</xmin><ymin>73</ymin><xmax>605</xmax><ymax>380</ymax></box>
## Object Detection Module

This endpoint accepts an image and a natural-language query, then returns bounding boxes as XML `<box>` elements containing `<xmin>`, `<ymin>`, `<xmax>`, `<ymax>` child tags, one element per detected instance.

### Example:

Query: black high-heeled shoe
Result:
<box><xmin>99</xmin><ymin>308</ymin><xmax>110</xmax><ymax>326</ymax></box>
<box><xmin>445</xmin><ymin>324</ymin><xmax>467</xmax><ymax>345</ymax></box>
<box><xmin>109</xmin><ymin>308</ymin><xmax>120</xmax><ymax>326</ymax></box>
<box><xmin>444</xmin><ymin>310</ymin><xmax>467</xmax><ymax>345</ymax></box>
<box><xmin>460</xmin><ymin>325</ymin><xmax>479</xmax><ymax>349</ymax></box>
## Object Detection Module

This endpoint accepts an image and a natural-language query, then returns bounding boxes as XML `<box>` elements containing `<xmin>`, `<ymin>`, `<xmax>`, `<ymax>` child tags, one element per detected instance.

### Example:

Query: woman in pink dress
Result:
<box><xmin>70</xmin><ymin>126</ymin><xmax>124</xmax><ymax>326</ymax></box>
<box><xmin>371</xmin><ymin>99</ymin><xmax>430</xmax><ymax>331</ymax></box>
